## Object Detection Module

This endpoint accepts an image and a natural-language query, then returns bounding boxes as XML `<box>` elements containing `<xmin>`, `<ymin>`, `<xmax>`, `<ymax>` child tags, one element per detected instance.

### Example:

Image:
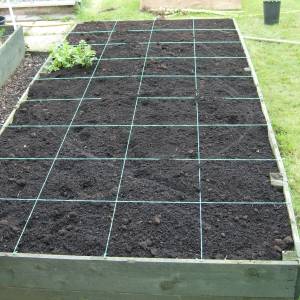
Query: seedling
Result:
<box><xmin>0</xmin><ymin>28</ymin><xmax>5</xmax><ymax>38</ymax></box>
<box><xmin>47</xmin><ymin>40</ymin><xmax>96</xmax><ymax>72</ymax></box>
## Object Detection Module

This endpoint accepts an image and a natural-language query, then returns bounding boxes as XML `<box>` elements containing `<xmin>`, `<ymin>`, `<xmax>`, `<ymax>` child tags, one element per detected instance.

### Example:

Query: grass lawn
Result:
<box><xmin>76</xmin><ymin>0</ymin><xmax>300</xmax><ymax>224</ymax></box>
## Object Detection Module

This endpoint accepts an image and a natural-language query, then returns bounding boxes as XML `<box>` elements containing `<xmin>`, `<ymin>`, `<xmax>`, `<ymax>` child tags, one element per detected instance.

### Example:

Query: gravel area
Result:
<box><xmin>0</xmin><ymin>52</ymin><xmax>48</xmax><ymax>125</ymax></box>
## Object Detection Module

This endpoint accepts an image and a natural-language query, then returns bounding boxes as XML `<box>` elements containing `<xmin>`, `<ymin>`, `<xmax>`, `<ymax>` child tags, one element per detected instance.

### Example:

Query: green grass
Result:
<box><xmin>76</xmin><ymin>0</ymin><xmax>153</xmax><ymax>21</ymax></box>
<box><xmin>0</xmin><ymin>28</ymin><xmax>5</xmax><ymax>38</ymax></box>
<box><xmin>76</xmin><ymin>0</ymin><xmax>300</xmax><ymax>224</ymax></box>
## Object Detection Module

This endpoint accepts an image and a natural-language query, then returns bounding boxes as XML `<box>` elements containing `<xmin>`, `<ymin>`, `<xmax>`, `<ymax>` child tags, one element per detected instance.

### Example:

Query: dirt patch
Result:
<box><xmin>199</xmin><ymin>126</ymin><xmax>274</xmax><ymax>158</ymax></box>
<box><xmin>0</xmin><ymin>200</ymin><xmax>33</xmax><ymax>252</ymax></box>
<box><xmin>40</xmin><ymin>160</ymin><xmax>122</xmax><ymax>200</ymax></box>
<box><xmin>119</xmin><ymin>160</ymin><xmax>199</xmax><ymax>202</ymax></box>
<box><xmin>0</xmin><ymin>127</ymin><xmax>66</xmax><ymax>157</ymax></box>
<box><xmin>0</xmin><ymin>160</ymin><xmax>52</xmax><ymax>199</ymax></box>
<box><xmin>108</xmin><ymin>203</ymin><xmax>201</xmax><ymax>258</ymax></box>
<box><xmin>0</xmin><ymin>52</ymin><xmax>47</xmax><ymax>125</ymax></box>
<box><xmin>128</xmin><ymin>127</ymin><xmax>197</xmax><ymax>158</ymax></box>
<box><xmin>203</xmin><ymin>204</ymin><xmax>293</xmax><ymax>259</ymax></box>
<box><xmin>13</xmin><ymin>100</ymin><xmax>79</xmax><ymax>125</ymax></box>
<box><xmin>18</xmin><ymin>202</ymin><xmax>114</xmax><ymax>255</ymax></box>
<box><xmin>201</xmin><ymin>161</ymin><xmax>284</xmax><ymax>202</ymax></box>
<box><xmin>60</xmin><ymin>126</ymin><xmax>129</xmax><ymax>158</ymax></box>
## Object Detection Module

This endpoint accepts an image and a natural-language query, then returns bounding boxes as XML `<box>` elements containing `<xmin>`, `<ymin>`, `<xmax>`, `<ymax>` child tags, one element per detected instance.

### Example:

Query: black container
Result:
<box><xmin>0</xmin><ymin>16</ymin><xmax>5</xmax><ymax>26</ymax></box>
<box><xmin>264</xmin><ymin>1</ymin><xmax>281</xmax><ymax>25</ymax></box>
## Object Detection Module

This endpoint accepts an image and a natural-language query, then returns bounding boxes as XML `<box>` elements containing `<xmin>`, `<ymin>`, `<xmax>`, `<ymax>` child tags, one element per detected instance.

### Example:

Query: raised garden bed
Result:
<box><xmin>0</xmin><ymin>26</ymin><xmax>25</xmax><ymax>88</ymax></box>
<box><xmin>0</xmin><ymin>19</ymin><xmax>299</xmax><ymax>300</ymax></box>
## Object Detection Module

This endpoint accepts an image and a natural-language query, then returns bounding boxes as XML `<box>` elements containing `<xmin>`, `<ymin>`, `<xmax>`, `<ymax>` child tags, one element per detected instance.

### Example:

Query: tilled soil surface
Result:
<box><xmin>0</xmin><ymin>19</ymin><xmax>294</xmax><ymax>260</ymax></box>
<box><xmin>0</xmin><ymin>52</ymin><xmax>47</xmax><ymax>125</ymax></box>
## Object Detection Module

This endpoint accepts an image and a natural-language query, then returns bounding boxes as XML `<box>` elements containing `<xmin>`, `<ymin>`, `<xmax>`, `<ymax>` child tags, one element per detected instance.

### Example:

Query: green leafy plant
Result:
<box><xmin>47</xmin><ymin>40</ymin><xmax>96</xmax><ymax>72</ymax></box>
<box><xmin>0</xmin><ymin>28</ymin><xmax>5</xmax><ymax>38</ymax></box>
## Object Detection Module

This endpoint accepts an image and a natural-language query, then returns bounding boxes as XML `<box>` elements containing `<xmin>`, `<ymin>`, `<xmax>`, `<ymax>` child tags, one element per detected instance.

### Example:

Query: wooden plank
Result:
<box><xmin>0</xmin><ymin>287</ymin><xmax>181</xmax><ymax>300</ymax></box>
<box><xmin>0</xmin><ymin>254</ymin><xmax>298</xmax><ymax>299</ymax></box>
<box><xmin>244</xmin><ymin>36</ymin><xmax>300</xmax><ymax>45</ymax></box>
<box><xmin>0</xmin><ymin>287</ymin><xmax>294</xmax><ymax>300</ymax></box>
<box><xmin>295</xmin><ymin>267</ymin><xmax>300</xmax><ymax>300</ymax></box>
<box><xmin>0</xmin><ymin>27</ymin><xmax>25</xmax><ymax>89</ymax></box>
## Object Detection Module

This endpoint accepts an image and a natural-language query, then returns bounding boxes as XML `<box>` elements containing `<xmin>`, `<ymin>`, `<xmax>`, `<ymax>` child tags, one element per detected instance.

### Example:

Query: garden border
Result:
<box><xmin>0</xmin><ymin>26</ymin><xmax>25</xmax><ymax>89</ymax></box>
<box><xmin>0</xmin><ymin>19</ymin><xmax>299</xmax><ymax>300</ymax></box>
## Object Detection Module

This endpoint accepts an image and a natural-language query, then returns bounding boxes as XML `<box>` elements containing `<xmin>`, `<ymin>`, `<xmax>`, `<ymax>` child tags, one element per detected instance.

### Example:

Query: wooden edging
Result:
<box><xmin>234</xmin><ymin>19</ymin><xmax>300</xmax><ymax>259</ymax></box>
<box><xmin>244</xmin><ymin>35</ymin><xmax>300</xmax><ymax>45</ymax></box>
<box><xmin>0</xmin><ymin>26</ymin><xmax>25</xmax><ymax>89</ymax></box>
<box><xmin>0</xmin><ymin>253</ymin><xmax>299</xmax><ymax>300</ymax></box>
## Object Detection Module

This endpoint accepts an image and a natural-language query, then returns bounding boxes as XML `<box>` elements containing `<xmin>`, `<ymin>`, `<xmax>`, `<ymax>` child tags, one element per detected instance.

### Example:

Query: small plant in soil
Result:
<box><xmin>0</xmin><ymin>28</ymin><xmax>5</xmax><ymax>46</ymax></box>
<box><xmin>0</xmin><ymin>28</ymin><xmax>5</xmax><ymax>37</ymax></box>
<box><xmin>47</xmin><ymin>40</ymin><xmax>96</xmax><ymax>72</ymax></box>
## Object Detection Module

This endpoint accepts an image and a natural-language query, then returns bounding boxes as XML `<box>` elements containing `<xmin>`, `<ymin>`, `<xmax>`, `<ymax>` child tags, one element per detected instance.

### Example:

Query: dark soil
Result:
<box><xmin>135</xmin><ymin>99</ymin><xmax>196</xmax><ymax>125</ymax></box>
<box><xmin>0</xmin><ymin>127</ymin><xmax>66</xmax><ymax>157</ymax></box>
<box><xmin>148</xmin><ymin>43</ymin><xmax>194</xmax><ymax>57</ymax></box>
<box><xmin>0</xmin><ymin>201</ymin><xmax>33</xmax><ymax>252</ymax></box>
<box><xmin>110</xmin><ymin>32</ymin><xmax>150</xmax><ymax>44</ymax></box>
<box><xmin>144</xmin><ymin>58</ymin><xmax>194</xmax><ymax>75</ymax></box>
<box><xmin>67</xmin><ymin>32</ymin><xmax>110</xmax><ymax>44</ymax></box>
<box><xmin>13</xmin><ymin>100</ymin><xmax>79</xmax><ymax>125</ymax></box>
<box><xmin>90</xmin><ymin>45</ymin><xmax>105</xmax><ymax>56</ymax></box>
<box><xmin>196</xmin><ymin>30</ymin><xmax>239</xmax><ymax>41</ymax></box>
<box><xmin>151</xmin><ymin>31</ymin><xmax>194</xmax><ymax>43</ymax></box>
<box><xmin>199</xmin><ymin>126</ymin><xmax>274</xmax><ymax>158</ymax></box>
<box><xmin>0</xmin><ymin>52</ymin><xmax>47</xmax><ymax>125</ymax></box>
<box><xmin>40</xmin><ymin>63</ymin><xmax>97</xmax><ymax>78</ymax></box>
<box><xmin>18</xmin><ymin>202</ymin><xmax>114</xmax><ymax>255</ymax></box>
<box><xmin>60</xmin><ymin>126</ymin><xmax>129</xmax><ymax>158</ymax></box>
<box><xmin>74</xmin><ymin>21</ymin><xmax>115</xmax><ymax>32</ymax></box>
<box><xmin>95</xmin><ymin>59</ymin><xmax>144</xmax><ymax>76</ymax></box>
<box><xmin>0</xmin><ymin>19</ymin><xmax>294</xmax><ymax>260</ymax></box>
<box><xmin>0</xmin><ymin>160</ymin><xmax>52</xmax><ymax>199</ymax></box>
<box><xmin>28</xmin><ymin>79</ymin><xmax>88</xmax><ymax>99</ymax></box>
<box><xmin>197</xmin><ymin>98</ymin><xmax>266</xmax><ymax>124</ymax></box>
<box><xmin>108</xmin><ymin>203</ymin><xmax>201</xmax><ymax>258</ymax></box>
<box><xmin>119</xmin><ymin>160</ymin><xmax>199</xmax><ymax>202</ymax></box>
<box><xmin>103</xmin><ymin>43</ymin><xmax>147</xmax><ymax>58</ymax></box>
<box><xmin>74</xmin><ymin>97</ymin><xmax>135</xmax><ymax>125</ymax></box>
<box><xmin>40</xmin><ymin>160</ymin><xmax>122</xmax><ymax>200</ymax></box>
<box><xmin>154</xmin><ymin>19</ymin><xmax>193</xmax><ymax>29</ymax></box>
<box><xmin>115</xmin><ymin>20</ymin><xmax>154</xmax><ymax>31</ymax></box>
<box><xmin>140</xmin><ymin>78</ymin><xmax>195</xmax><ymax>97</ymax></box>
<box><xmin>194</xmin><ymin>19</ymin><xmax>235</xmax><ymax>29</ymax></box>
<box><xmin>202</xmin><ymin>204</ymin><xmax>293</xmax><ymax>259</ymax></box>
<box><xmin>199</xmin><ymin>78</ymin><xmax>259</xmax><ymax>98</ymax></box>
<box><xmin>196</xmin><ymin>43</ymin><xmax>245</xmax><ymax>57</ymax></box>
<box><xmin>127</xmin><ymin>127</ymin><xmax>197</xmax><ymax>158</ymax></box>
<box><xmin>143</xmin><ymin>58</ymin><xmax>249</xmax><ymax>76</ymax></box>
<box><xmin>197</xmin><ymin>58</ymin><xmax>249</xmax><ymax>75</ymax></box>
<box><xmin>86</xmin><ymin>78</ymin><xmax>140</xmax><ymax>97</ymax></box>
<box><xmin>201</xmin><ymin>161</ymin><xmax>285</xmax><ymax>202</ymax></box>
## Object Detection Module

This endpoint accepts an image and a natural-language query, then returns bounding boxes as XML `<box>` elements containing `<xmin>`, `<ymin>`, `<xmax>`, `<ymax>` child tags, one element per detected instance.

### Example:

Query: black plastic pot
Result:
<box><xmin>264</xmin><ymin>1</ymin><xmax>281</xmax><ymax>25</ymax></box>
<box><xmin>0</xmin><ymin>16</ymin><xmax>5</xmax><ymax>26</ymax></box>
